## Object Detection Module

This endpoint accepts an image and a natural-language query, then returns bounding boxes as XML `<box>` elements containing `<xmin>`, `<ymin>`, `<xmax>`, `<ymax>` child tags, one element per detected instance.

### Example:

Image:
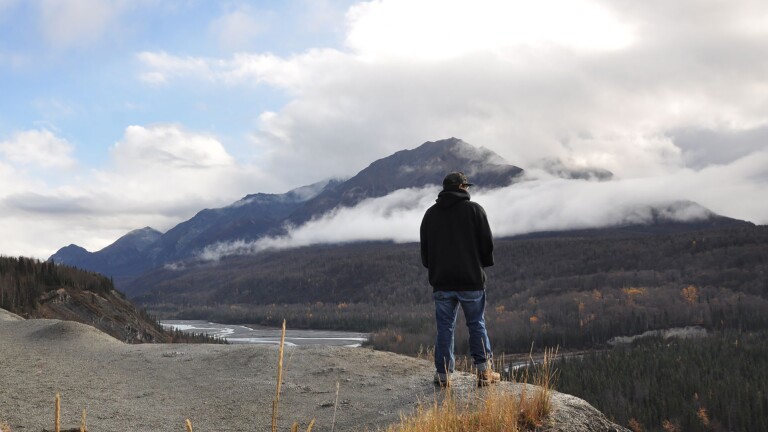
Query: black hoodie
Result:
<box><xmin>419</xmin><ymin>189</ymin><xmax>494</xmax><ymax>291</ymax></box>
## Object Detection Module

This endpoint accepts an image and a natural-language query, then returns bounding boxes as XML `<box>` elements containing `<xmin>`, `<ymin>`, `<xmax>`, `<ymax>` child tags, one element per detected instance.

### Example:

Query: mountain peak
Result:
<box><xmin>532</xmin><ymin>158</ymin><xmax>613</xmax><ymax>181</ymax></box>
<box><xmin>109</xmin><ymin>227</ymin><xmax>162</xmax><ymax>252</ymax></box>
<box><xmin>283</xmin><ymin>139</ymin><xmax>524</xmax><ymax>225</ymax></box>
<box><xmin>49</xmin><ymin>244</ymin><xmax>90</xmax><ymax>265</ymax></box>
<box><xmin>363</xmin><ymin>138</ymin><xmax>520</xmax><ymax>189</ymax></box>
<box><xmin>413</xmin><ymin>137</ymin><xmax>506</xmax><ymax>165</ymax></box>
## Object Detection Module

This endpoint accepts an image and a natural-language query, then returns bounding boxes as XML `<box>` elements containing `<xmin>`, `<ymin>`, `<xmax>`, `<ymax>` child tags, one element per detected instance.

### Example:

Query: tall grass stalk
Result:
<box><xmin>331</xmin><ymin>381</ymin><xmax>340</xmax><ymax>432</ymax></box>
<box><xmin>184</xmin><ymin>419</ymin><xmax>193</xmax><ymax>432</ymax></box>
<box><xmin>55</xmin><ymin>393</ymin><xmax>60</xmax><ymax>432</ymax></box>
<box><xmin>80</xmin><ymin>407</ymin><xmax>87</xmax><ymax>432</ymax></box>
<box><xmin>272</xmin><ymin>319</ymin><xmax>287</xmax><ymax>432</ymax></box>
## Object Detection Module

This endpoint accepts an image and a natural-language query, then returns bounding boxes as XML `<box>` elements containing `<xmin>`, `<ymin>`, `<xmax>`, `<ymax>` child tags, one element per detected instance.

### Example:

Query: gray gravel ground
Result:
<box><xmin>0</xmin><ymin>309</ymin><xmax>628</xmax><ymax>432</ymax></box>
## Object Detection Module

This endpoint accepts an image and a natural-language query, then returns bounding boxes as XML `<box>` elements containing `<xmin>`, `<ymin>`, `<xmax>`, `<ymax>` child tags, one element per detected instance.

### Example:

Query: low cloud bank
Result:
<box><xmin>197</xmin><ymin>153</ymin><xmax>767</xmax><ymax>262</ymax></box>
<box><xmin>197</xmin><ymin>186</ymin><xmax>437</xmax><ymax>261</ymax></box>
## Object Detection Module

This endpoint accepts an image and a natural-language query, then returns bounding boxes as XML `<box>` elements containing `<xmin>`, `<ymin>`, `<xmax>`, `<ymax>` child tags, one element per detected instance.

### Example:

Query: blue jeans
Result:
<box><xmin>433</xmin><ymin>290</ymin><xmax>493</xmax><ymax>376</ymax></box>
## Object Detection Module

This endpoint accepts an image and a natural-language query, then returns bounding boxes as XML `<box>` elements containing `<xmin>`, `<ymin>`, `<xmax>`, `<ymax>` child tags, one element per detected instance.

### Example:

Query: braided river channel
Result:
<box><xmin>161</xmin><ymin>320</ymin><xmax>369</xmax><ymax>347</ymax></box>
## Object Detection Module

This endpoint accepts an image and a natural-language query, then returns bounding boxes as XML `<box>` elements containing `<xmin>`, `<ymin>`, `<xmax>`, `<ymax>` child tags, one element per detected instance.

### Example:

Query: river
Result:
<box><xmin>161</xmin><ymin>320</ymin><xmax>369</xmax><ymax>347</ymax></box>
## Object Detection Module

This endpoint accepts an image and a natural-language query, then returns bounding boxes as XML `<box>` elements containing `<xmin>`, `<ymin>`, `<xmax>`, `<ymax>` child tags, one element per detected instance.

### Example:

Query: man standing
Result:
<box><xmin>420</xmin><ymin>172</ymin><xmax>500</xmax><ymax>387</ymax></box>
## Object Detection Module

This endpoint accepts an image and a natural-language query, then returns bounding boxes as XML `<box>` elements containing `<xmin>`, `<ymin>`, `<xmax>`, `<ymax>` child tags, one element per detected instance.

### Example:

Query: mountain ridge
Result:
<box><xmin>50</xmin><ymin>138</ymin><xmax>750</xmax><ymax>289</ymax></box>
<box><xmin>49</xmin><ymin>138</ymin><xmax>525</xmax><ymax>284</ymax></box>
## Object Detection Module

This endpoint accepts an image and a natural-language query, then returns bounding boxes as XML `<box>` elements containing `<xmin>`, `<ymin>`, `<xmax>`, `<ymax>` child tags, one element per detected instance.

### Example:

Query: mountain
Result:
<box><xmin>283</xmin><ymin>138</ymin><xmax>523</xmax><ymax>225</ymax></box>
<box><xmin>50</xmin><ymin>138</ymin><xmax>524</xmax><ymax>284</ymax></box>
<box><xmin>50</xmin><ymin>137</ymin><xmax>751</xmax><ymax>291</ymax></box>
<box><xmin>146</xmin><ymin>179</ymin><xmax>343</xmax><ymax>264</ymax></box>
<box><xmin>50</xmin><ymin>227</ymin><xmax>162</xmax><ymax>287</ymax></box>
<box><xmin>49</xmin><ymin>180</ymin><xmax>340</xmax><ymax>284</ymax></box>
<box><xmin>533</xmin><ymin>157</ymin><xmax>613</xmax><ymax>181</ymax></box>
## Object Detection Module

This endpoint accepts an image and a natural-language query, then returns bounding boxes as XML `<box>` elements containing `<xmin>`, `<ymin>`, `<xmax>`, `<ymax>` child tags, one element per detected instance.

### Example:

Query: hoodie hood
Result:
<box><xmin>436</xmin><ymin>189</ymin><xmax>470</xmax><ymax>209</ymax></box>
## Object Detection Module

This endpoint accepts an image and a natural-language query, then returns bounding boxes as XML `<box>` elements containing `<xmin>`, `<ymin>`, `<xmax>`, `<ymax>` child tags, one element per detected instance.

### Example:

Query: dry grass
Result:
<box><xmin>272</xmin><ymin>319</ymin><xmax>287</xmax><ymax>432</ymax></box>
<box><xmin>271</xmin><ymin>319</ymin><xmax>317</xmax><ymax>432</ymax></box>
<box><xmin>55</xmin><ymin>393</ymin><xmax>60</xmax><ymax>432</ymax></box>
<box><xmin>385</xmin><ymin>348</ymin><xmax>558</xmax><ymax>432</ymax></box>
<box><xmin>519</xmin><ymin>347</ymin><xmax>557</xmax><ymax>426</ymax></box>
<box><xmin>386</xmin><ymin>387</ymin><xmax>522</xmax><ymax>432</ymax></box>
<box><xmin>35</xmin><ymin>394</ymin><xmax>88</xmax><ymax>432</ymax></box>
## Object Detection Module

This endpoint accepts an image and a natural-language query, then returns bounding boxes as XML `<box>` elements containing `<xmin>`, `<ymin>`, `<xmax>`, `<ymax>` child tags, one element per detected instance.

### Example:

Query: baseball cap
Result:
<box><xmin>442</xmin><ymin>172</ymin><xmax>474</xmax><ymax>188</ymax></box>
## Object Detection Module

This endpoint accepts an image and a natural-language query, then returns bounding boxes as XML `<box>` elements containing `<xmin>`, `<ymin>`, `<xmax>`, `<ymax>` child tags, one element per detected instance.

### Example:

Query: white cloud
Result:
<box><xmin>136</xmin><ymin>49</ymin><xmax>340</xmax><ymax>90</ymax></box>
<box><xmin>673</xmin><ymin>125</ymin><xmax>768</xmax><ymax>169</ymax></box>
<box><xmin>111</xmin><ymin>124</ymin><xmax>235</xmax><ymax>169</ymax></box>
<box><xmin>483</xmin><ymin>150</ymin><xmax>768</xmax><ymax>234</ymax></box>
<box><xmin>137</xmin><ymin>0</ymin><xmax>768</xmax><ymax>189</ymax></box>
<box><xmin>136</xmin><ymin>51</ymin><xmax>213</xmax><ymax>85</ymax></box>
<box><xmin>88</xmin><ymin>124</ymin><xmax>265</xmax><ymax>220</ymax></box>
<box><xmin>37</xmin><ymin>0</ymin><xmax>129</xmax><ymax>50</ymax></box>
<box><xmin>345</xmin><ymin>0</ymin><xmax>635</xmax><ymax>61</ymax></box>
<box><xmin>0</xmin><ymin>129</ymin><xmax>76</xmax><ymax>168</ymax></box>
<box><xmin>198</xmin><ymin>149</ymin><xmax>768</xmax><ymax>261</ymax></box>
<box><xmin>0</xmin><ymin>126</ymin><xmax>273</xmax><ymax>258</ymax></box>
<box><xmin>198</xmin><ymin>186</ymin><xmax>437</xmax><ymax>260</ymax></box>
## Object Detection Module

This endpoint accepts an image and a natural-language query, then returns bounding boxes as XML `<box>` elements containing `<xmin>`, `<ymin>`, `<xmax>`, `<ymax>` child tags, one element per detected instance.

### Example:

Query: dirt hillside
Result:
<box><xmin>0</xmin><ymin>309</ymin><xmax>627</xmax><ymax>432</ymax></box>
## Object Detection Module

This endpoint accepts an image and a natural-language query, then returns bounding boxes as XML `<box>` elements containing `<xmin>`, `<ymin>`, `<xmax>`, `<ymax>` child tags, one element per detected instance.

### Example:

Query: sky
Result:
<box><xmin>1</xmin><ymin>0</ymin><xmax>767</xmax><ymax>260</ymax></box>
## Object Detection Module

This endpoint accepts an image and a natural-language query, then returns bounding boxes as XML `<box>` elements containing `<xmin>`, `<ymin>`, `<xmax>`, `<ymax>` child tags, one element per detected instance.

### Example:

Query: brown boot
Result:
<box><xmin>477</xmin><ymin>369</ymin><xmax>501</xmax><ymax>387</ymax></box>
<box><xmin>434</xmin><ymin>372</ymin><xmax>451</xmax><ymax>388</ymax></box>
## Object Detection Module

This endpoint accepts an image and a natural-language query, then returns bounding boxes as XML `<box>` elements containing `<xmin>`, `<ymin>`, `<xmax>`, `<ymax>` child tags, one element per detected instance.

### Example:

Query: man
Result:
<box><xmin>420</xmin><ymin>172</ymin><xmax>501</xmax><ymax>387</ymax></box>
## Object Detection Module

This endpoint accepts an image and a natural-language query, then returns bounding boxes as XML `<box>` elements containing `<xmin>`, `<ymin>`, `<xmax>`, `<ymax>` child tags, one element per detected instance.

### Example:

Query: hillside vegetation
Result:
<box><xmin>556</xmin><ymin>331</ymin><xmax>768</xmax><ymax>432</ymax></box>
<box><xmin>0</xmin><ymin>256</ymin><xmax>218</xmax><ymax>343</ymax></box>
<box><xmin>136</xmin><ymin>225</ymin><xmax>768</xmax><ymax>354</ymax></box>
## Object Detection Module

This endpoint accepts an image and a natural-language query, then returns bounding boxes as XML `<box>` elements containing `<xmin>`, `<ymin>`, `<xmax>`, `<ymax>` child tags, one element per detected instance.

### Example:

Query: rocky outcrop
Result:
<box><xmin>440</xmin><ymin>374</ymin><xmax>629</xmax><ymax>432</ymax></box>
<box><xmin>28</xmin><ymin>286</ymin><xmax>169</xmax><ymax>343</ymax></box>
<box><xmin>546</xmin><ymin>391</ymin><xmax>630</xmax><ymax>432</ymax></box>
<box><xmin>1</xmin><ymin>256</ymin><xmax>170</xmax><ymax>343</ymax></box>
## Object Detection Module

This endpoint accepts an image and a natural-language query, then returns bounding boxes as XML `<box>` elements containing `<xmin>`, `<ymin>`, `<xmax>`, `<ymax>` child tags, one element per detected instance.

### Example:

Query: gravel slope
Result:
<box><xmin>0</xmin><ymin>309</ymin><xmax>627</xmax><ymax>432</ymax></box>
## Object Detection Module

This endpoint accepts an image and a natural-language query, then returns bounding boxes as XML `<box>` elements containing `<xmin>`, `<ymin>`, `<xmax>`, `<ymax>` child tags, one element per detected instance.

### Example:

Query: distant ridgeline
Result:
<box><xmin>49</xmin><ymin>138</ymin><xmax>526</xmax><ymax>287</ymax></box>
<box><xmin>50</xmin><ymin>137</ymin><xmax>750</xmax><ymax>295</ymax></box>
<box><xmin>0</xmin><ymin>256</ymin><xmax>208</xmax><ymax>343</ymax></box>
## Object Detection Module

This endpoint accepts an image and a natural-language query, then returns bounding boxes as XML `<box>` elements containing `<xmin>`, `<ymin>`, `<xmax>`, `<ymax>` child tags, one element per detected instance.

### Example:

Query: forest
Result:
<box><xmin>0</xmin><ymin>256</ymin><xmax>221</xmax><ymax>343</ymax></box>
<box><xmin>0</xmin><ymin>256</ymin><xmax>113</xmax><ymax>313</ymax></box>
<box><xmin>151</xmin><ymin>225</ymin><xmax>768</xmax><ymax>356</ymax></box>
<box><xmin>554</xmin><ymin>331</ymin><xmax>768</xmax><ymax>432</ymax></box>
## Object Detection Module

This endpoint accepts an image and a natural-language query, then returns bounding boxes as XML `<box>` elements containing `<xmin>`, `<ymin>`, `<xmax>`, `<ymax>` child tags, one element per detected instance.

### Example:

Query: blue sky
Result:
<box><xmin>1</xmin><ymin>0</ymin><xmax>767</xmax><ymax>259</ymax></box>
<box><xmin>1</xmin><ymin>1</ymin><xmax>351</xmax><ymax>165</ymax></box>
